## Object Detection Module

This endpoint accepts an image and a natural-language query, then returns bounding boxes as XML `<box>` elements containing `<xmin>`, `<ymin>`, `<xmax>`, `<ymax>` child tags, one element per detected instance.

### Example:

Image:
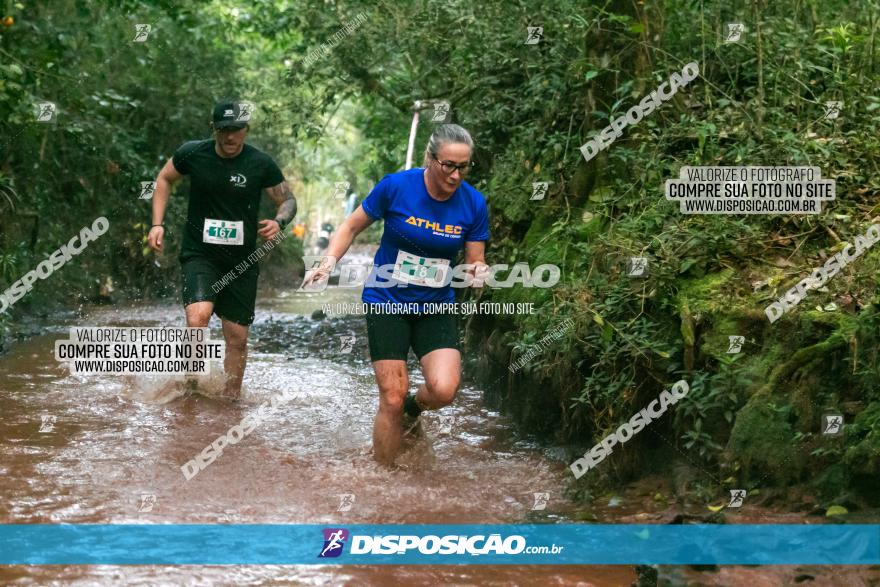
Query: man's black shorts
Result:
<box><xmin>181</xmin><ymin>256</ymin><xmax>258</xmax><ymax>326</ymax></box>
<box><xmin>365</xmin><ymin>306</ymin><xmax>460</xmax><ymax>361</ymax></box>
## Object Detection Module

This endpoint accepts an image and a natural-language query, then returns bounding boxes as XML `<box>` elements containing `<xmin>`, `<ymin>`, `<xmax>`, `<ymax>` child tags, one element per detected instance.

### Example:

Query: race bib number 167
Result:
<box><xmin>203</xmin><ymin>218</ymin><xmax>244</xmax><ymax>245</ymax></box>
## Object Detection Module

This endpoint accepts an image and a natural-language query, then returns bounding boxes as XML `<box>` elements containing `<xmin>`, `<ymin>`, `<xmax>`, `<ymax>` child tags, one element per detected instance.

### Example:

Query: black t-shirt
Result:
<box><xmin>172</xmin><ymin>139</ymin><xmax>285</xmax><ymax>267</ymax></box>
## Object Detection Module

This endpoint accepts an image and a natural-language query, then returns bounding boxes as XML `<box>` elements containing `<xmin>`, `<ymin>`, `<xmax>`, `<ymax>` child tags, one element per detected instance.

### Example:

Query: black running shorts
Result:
<box><xmin>365</xmin><ymin>306</ymin><xmax>460</xmax><ymax>361</ymax></box>
<box><xmin>180</xmin><ymin>256</ymin><xmax>258</xmax><ymax>326</ymax></box>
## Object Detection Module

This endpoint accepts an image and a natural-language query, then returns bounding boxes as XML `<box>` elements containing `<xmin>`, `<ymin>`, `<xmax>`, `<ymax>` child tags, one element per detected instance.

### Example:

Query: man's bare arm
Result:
<box><xmin>153</xmin><ymin>158</ymin><xmax>183</xmax><ymax>226</ymax></box>
<box><xmin>148</xmin><ymin>158</ymin><xmax>183</xmax><ymax>252</ymax></box>
<box><xmin>264</xmin><ymin>180</ymin><xmax>297</xmax><ymax>228</ymax></box>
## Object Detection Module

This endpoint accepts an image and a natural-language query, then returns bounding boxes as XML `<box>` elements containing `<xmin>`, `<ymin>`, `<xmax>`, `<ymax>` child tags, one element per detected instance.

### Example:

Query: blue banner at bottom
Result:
<box><xmin>0</xmin><ymin>524</ymin><xmax>877</xmax><ymax>565</ymax></box>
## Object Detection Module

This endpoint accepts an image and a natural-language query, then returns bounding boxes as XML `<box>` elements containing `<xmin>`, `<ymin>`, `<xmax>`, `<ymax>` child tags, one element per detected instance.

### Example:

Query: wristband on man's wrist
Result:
<box><xmin>274</xmin><ymin>218</ymin><xmax>287</xmax><ymax>229</ymax></box>
<box><xmin>152</xmin><ymin>224</ymin><xmax>164</xmax><ymax>228</ymax></box>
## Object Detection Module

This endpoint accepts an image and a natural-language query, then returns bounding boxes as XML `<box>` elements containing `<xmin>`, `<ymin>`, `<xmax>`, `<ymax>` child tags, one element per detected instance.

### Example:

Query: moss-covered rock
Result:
<box><xmin>727</xmin><ymin>401</ymin><xmax>805</xmax><ymax>484</ymax></box>
<box><xmin>810</xmin><ymin>462</ymin><xmax>850</xmax><ymax>502</ymax></box>
<box><xmin>675</xmin><ymin>269</ymin><xmax>736</xmax><ymax>316</ymax></box>
<box><xmin>844</xmin><ymin>401</ymin><xmax>880</xmax><ymax>477</ymax></box>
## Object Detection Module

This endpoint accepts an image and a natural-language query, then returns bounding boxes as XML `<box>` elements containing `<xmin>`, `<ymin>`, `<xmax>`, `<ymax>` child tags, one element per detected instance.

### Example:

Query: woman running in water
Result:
<box><xmin>301</xmin><ymin>124</ymin><xmax>489</xmax><ymax>465</ymax></box>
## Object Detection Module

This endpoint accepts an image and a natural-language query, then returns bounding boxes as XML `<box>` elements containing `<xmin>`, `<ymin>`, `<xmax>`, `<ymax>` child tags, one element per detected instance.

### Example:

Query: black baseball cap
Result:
<box><xmin>212</xmin><ymin>101</ymin><xmax>251</xmax><ymax>130</ymax></box>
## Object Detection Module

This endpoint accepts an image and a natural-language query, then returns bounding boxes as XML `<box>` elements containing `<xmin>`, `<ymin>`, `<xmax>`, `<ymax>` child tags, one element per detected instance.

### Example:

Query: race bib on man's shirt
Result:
<box><xmin>203</xmin><ymin>218</ymin><xmax>244</xmax><ymax>245</ymax></box>
<box><xmin>392</xmin><ymin>250</ymin><xmax>449</xmax><ymax>287</ymax></box>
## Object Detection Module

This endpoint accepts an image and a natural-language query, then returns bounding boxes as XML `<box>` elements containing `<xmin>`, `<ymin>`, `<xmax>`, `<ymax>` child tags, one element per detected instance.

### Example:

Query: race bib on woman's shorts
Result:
<box><xmin>203</xmin><ymin>218</ymin><xmax>244</xmax><ymax>245</ymax></box>
<box><xmin>392</xmin><ymin>250</ymin><xmax>449</xmax><ymax>287</ymax></box>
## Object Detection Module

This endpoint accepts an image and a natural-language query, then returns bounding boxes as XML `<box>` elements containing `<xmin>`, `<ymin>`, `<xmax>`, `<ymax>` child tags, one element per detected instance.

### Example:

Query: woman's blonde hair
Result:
<box><xmin>422</xmin><ymin>123</ymin><xmax>474</xmax><ymax>167</ymax></box>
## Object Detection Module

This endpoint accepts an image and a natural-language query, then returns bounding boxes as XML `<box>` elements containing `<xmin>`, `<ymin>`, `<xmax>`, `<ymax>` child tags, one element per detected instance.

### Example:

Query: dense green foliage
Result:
<box><xmin>277</xmin><ymin>0</ymin><xmax>880</xmax><ymax>499</ymax></box>
<box><xmin>0</xmin><ymin>0</ymin><xmax>304</xmax><ymax>321</ymax></box>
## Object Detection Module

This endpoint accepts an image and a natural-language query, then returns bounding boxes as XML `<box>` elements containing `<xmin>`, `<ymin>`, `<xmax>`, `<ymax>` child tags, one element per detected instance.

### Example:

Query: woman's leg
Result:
<box><xmin>372</xmin><ymin>359</ymin><xmax>409</xmax><ymax>465</ymax></box>
<box><xmin>366</xmin><ymin>308</ymin><xmax>413</xmax><ymax>465</ymax></box>
<box><xmin>416</xmin><ymin>348</ymin><xmax>461</xmax><ymax>409</ymax></box>
<box><xmin>412</xmin><ymin>312</ymin><xmax>461</xmax><ymax>410</ymax></box>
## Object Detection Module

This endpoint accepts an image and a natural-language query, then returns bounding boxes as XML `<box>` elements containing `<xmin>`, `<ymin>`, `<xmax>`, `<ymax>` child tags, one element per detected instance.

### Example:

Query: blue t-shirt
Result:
<box><xmin>360</xmin><ymin>168</ymin><xmax>489</xmax><ymax>306</ymax></box>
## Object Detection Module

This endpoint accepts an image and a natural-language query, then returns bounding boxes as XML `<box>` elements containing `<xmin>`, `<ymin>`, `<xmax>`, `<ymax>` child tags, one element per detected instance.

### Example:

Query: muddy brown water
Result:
<box><xmin>1</xmin><ymin>275</ymin><xmax>878</xmax><ymax>585</ymax></box>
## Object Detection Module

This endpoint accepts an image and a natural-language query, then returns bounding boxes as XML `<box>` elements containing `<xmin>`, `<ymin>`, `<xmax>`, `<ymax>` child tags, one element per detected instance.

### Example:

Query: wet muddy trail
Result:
<box><xmin>1</xmin><ymin>276</ymin><xmax>878</xmax><ymax>585</ymax></box>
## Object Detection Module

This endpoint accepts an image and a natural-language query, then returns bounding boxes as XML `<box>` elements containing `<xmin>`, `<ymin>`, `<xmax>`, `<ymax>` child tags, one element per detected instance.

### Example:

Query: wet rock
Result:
<box><xmin>485</xmin><ymin>329</ymin><xmax>508</xmax><ymax>364</ymax></box>
<box><xmin>251</xmin><ymin>316</ymin><xmax>317</xmax><ymax>353</ymax></box>
<box><xmin>94</xmin><ymin>276</ymin><xmax>115</xmax><ymax>305</ymax></box>
<box><xmin>688</xmin><ymin>564</ymin><xmax>718</xmax><ymax>572</ymax></box>
<box><xmin>251</xmin><ymin>314</ymin><xmax>369</xmax><ymax>363</ymax></box>
<box><xmin>727</xmin><ymin>402</ymin><xmax>805</xmax><ymax>484</ymax></box>
<box><xmin>668</xmin><ymin>512</ymin><xmax>725</xmax><ymax>525</ymax></box>
<box><xmin>632</xmin><ymin>564</ymin><xmax>658</xmax><ymax>587</ymax></box>
<box><xmin>844</xmin><ymin>402</ymin><xmax>880</xmax><ymax>487</ymax></box>
<box><xmin>0</xmin><ymin>325</ymin><xmax>10</xmax><ymax>354</ymax></box>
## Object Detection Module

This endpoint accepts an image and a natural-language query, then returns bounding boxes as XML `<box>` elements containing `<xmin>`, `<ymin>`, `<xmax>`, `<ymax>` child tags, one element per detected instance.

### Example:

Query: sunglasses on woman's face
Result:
<box><xmin>431</xmin><ymin>153</ymin><xmax>474</xmax><ymax>176</ymax></box>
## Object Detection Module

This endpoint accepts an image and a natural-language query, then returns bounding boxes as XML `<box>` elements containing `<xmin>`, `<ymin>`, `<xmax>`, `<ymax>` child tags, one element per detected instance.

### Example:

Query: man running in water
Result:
<box><xmin>302</xmin><ymin>124</ymin><xmax>489</xmax><ymax>465</ymax></box>
<box><xmin>147</xmin><ymin>101</ymin><xmax>297</xmax><ymax>399</ymax></box>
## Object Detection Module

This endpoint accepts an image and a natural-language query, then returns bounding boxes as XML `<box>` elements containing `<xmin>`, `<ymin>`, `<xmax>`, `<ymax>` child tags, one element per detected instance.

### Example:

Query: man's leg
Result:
<box><xmin>220</xmin><ymin>319</ymin><xmax>249</xmax><ymax>399</ymax></box>
<box><xmin>180</xmin><ymin>302</ymin><xmax>215</xmax><ymax>391</ymax></box>
<box><xmin>184</xmin><ymin>301</ymin><xmax>214</xmax><ymax>327</ymax></box>
<box><xmin>415</xmin><ymin>348</ymin><xmax>461</xmax><ymax>410</ymax></box>
<box><xmin>212</xmin><ymin>264</ymin><xmax>257</xmax><ymax>400</ymax></box>
<box><xmin>372</xmin><ymin>359</ymin><xmax>409</xmax><ymax>466</ymax></box>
